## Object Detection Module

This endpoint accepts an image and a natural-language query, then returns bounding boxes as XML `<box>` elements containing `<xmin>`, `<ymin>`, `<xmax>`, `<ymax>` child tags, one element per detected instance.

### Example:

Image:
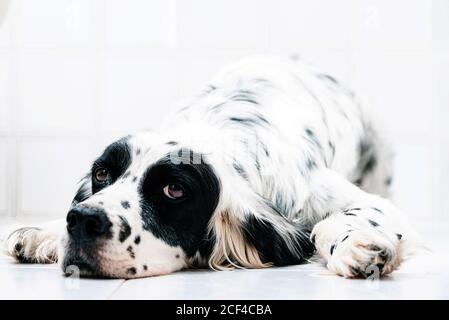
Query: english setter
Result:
<box><xmin>2</xmin><ymin>56</ymin><xmax>422</xmax><ymax>278</ymax></box>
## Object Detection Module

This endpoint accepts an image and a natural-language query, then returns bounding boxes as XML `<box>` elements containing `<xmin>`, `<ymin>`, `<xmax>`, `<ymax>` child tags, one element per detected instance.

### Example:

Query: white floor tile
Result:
<box><xmin>0</xmin><ymin>257</ymin><xmax>124</xmax><ymax>300</ymax></box>
<box><xmin>1</xmin><ymin>219</ymin><xmax>448</xmax><ymax>300</ymax></box>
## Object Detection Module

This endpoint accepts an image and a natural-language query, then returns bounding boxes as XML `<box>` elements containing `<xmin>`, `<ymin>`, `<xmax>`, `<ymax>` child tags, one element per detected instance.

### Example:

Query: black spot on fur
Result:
<box><xmin>127</xmin><ymin>267</ymin><xmax>136</xmax><ymax>275</ymax></box>
<box><xmin>167</xmin><ymin>141</ymin><xmax>178</xmax><ymax>146</ymax></box>
<box><xmin>118</xmin><ymin>216</ymin><xmax>131</xmax><ymax>242</ymax></box>
<box><xmin>368</xmin><ymin>219</ymin><xmax>379</xmax><ymax>227</ymax></box>
<box><xmin>121</xmin><ymin>201</ymin><xmax>130</xmax><ymax>209</ymax></box>
<box><xmin>98</xmin><ymin>201</ymin><xmax>104</xmax><ymax>205</ymax></box>
<box><xmin>122</xmin><ymin>171</ymin><xmax>131</xmax><ymax>179</ymax></box>
<box><xmin>175</xmin><ymin>254</ymin><xmax>180</xmax><ymax>259</ymax></box>
<box><xmin>143</xmin><ymin>265</ymin><xmax>148</xmax><ymax>271</ymax></box>
<box><xmin>330</xmin><ymin>244</ymin><xmax>336</xmax><ymax>255</ymax></box>
<box><xmin>319</xmin><ymin>73</ymin><xmax>338</xmax><ymax>84</ymax></box>
<box><xmin>132</xmin><ymin>176</ymin><xmax>138</xmax><ymax>183</ymax></box>
<box><xmin>386</xmin><ymin>177</ymin><xmax>393</xmax><ymax>186</ymax></box>
<box><xmin>372</xmin><ymin>207</ymin><xmax>383</xmax><ymax>214</ymax></box>
<box><xmin>127</xmin><ymin>246</ymin><xmax>135</xmax><ymax>259</ymax></box>
<box><xmin>230</xmin><ymin>89</ymin><xmax>258</xmax><ymax>104</ymax></box>
<box><xmin>14</xmin><ymin>243</ymin><xmax>23</xmax><ymax>252</ymax></box>
<box><xmin>229</xmin><ymin>112</ymin><xmax>269</xmax><ymax>128</ymax></box>
<box><xmin>345</xmin><ymin>212</ymin><xmax>357</xmax><ymax>216</ymax></box>
<box><xmin>341</xmin><ymin>235</ymin><xmax>349</xmax><ymax>242</ymax></box>
<box><xmin>233</xmin><ymin>162</ymin><xmax>248</xmax><ymax>180</ymax></box>
<box><xmin>396</xmin><ymin>233</ymin><xmax>403</xmax><ymax>240</ymax></box>
<box><xmin>134</xmin><ymin>235</ymin><xmax>141</xmax><ymax>245</ymax></box>
<box><xmin>136</xmin><ymin>148</ymin><xmax>141</xmax><ymax>155</ymax></box>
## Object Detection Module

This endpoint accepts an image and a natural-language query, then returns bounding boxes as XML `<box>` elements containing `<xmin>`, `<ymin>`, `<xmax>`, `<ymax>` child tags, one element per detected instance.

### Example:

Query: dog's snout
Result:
<box><xmin>66</xmin><ymin>207</ymin><xmax>112</xmax><ymax>240</ymax></box>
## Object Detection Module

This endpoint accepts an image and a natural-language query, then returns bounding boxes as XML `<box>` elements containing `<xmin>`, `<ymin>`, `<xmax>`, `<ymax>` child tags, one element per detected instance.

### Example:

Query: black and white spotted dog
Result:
<box><xmin>2</xmin><ymin>56</ymin><xmax>422</xmax><ymax>279</ymax></box>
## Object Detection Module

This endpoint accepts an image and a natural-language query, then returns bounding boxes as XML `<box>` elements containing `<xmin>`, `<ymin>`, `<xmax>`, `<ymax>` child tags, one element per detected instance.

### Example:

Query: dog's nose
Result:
<box><xmin>66</xmin><ymin>207</ymin><xmax>112</xmax><ymax>240</ymax></box>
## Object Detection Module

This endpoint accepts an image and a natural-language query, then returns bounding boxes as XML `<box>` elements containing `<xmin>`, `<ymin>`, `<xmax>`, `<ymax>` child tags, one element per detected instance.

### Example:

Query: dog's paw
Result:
<box><xmin>321</xmin><ymin>229</ymin><xmax>403</xmax><ymax>278</ymax></box>
<box><xmin>3</xmin><ymin>226</ymin><xmax>58</xmax><ymax>263</ymax></box>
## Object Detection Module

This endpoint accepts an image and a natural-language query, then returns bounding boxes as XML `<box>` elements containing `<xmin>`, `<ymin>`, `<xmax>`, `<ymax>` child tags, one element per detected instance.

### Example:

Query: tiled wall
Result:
<box><xmin>0</xmin><ymin>0</ymin><xmax>447</xmax><ymax>225</ymax></box>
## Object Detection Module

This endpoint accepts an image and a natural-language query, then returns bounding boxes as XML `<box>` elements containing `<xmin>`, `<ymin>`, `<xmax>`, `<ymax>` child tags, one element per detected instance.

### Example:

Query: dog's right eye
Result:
<box><xmin>94</xmin><ymin>168</ymin><xmax>109</xmax><ymax>183</ymax></box>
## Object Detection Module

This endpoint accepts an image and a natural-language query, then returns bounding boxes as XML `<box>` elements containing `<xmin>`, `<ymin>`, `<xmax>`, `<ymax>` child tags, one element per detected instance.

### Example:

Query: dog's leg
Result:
<box><xmin>1</xmin><ymin>219</ymin><xmax>65</xmax><ymax>263</ymax></box>
<box><xmin>307</xmin><ymin>169</ymin><xmax>422</xmax><ymax>278</ymax></box>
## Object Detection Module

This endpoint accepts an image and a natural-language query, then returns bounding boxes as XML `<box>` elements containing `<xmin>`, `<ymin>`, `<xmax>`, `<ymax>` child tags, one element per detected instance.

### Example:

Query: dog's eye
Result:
<box><xmin>94</xmin><ymin>168</ymin><xmax>109</xmax><ymax>183</ymax></box>
<box><xmin>163</xmin><ymin>183</ymin><xmax>185</xmax><ymax>200</ymax></box>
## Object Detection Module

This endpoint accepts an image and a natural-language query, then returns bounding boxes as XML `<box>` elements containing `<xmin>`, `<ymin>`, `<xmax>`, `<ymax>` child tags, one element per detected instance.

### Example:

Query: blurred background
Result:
<box><xmin>0</xmin><ymin>0</ymin><xmax>447</xmax><ymax>231</ymax></box>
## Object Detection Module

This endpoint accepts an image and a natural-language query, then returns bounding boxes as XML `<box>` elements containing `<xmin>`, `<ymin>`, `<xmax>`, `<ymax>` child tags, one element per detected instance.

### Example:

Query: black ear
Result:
<box><xmin>70</xmin><ymin>174</ymin><xmax>92</xmax><ymax>208</ymax></box>
<box><xmin>242</xmin><ymin>215</ymin><xmax>315</xmax><ymax>266</ymax></box>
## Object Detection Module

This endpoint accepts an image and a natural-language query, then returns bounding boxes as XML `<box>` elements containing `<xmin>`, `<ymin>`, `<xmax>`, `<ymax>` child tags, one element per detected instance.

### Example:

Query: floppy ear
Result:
<box><xmin>70</xmin><ymin>174</ymin><xmax>92</xmax><ymax>208</ymax></box>
<box><xmin>207</xmin><ymin>191</ymin><xmax>315</xmax><ymax>270</ymax></box>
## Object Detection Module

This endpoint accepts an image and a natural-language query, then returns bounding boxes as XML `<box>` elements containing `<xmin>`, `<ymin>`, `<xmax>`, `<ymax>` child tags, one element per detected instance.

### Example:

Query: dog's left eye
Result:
<box><xmin>163</xmin><ymin>183</ymin><xmax>185</xmax><ymax>200</ymax></box>
<box><xmin>94</xmin><ymin>168</ymin><xmax>109</xmax><ymax>183</ymax></box>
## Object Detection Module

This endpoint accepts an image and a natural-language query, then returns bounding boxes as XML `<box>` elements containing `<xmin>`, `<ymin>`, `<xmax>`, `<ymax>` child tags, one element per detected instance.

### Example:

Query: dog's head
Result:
<box><xmin>59</xmin><ymin>132</ymin><xmax>314</xmax><ymax>278</ymax></box>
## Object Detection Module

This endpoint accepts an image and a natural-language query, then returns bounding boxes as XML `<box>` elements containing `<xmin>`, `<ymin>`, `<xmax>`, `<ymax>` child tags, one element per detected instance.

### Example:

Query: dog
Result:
<box><xmin>2</xmin><ymin>55</ymin><xmax>422</xmax><ymax>279</ymax></box>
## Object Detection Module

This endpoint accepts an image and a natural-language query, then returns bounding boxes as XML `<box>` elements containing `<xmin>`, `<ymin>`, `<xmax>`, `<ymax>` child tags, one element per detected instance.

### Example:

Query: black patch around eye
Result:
<box><xmin>139</xmin><ymin>151</ymin><xmax>220</xmax><ymax>257</ymax></box>
<box><xmin>121</xmin><ymin>201</ymin><xmax>131</xmax><ymax>209</ymax></box>
<box><xmin>118</xmin><ymin>216</ymin><xmax>131</xmax><ymax>242</ymax></box>
<box><xmin>91</xmin><ymin>138</ymin><xmax>132</xmax><ymax>194</ymax></box>
<box><xmin>71</xmin><ymin>175</ymin><xmax>92</xmax><ymax>206</ymax></box>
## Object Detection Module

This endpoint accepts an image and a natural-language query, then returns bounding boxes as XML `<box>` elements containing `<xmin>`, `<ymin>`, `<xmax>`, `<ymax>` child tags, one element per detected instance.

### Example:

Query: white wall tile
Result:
<box><xmin>0</xmin><ymin>0</ymin><xmax>14</xmax><ymax>47</ymax></box>
<box><xmin>0</xmin><ymin>139</ymin><xmax>7</xmax><ymax>214</ymax></box>
<box><xmin>19</xmin><ymin>0</ymin><xmax>92</xmax><ymax>46</ymax></box>
<box><xmin>177</xmin><ymin>52</ymin><xmax>254</xmax><ymax>97</ymax></box>
<box><xmin>353</xmin><ymin>0</ymin><xmax>432</xmax><ymax>50</ymax></box>
<box><xmin>434</xmin><ymin>55</ymin><xmax>449</xmax><ymax>138</ymax></box>
<box><xmin>102</xmin><ymin>53</ymin><xmax>182</xmax><ymax>133</ymax></box>
<box><xmin>104</xmin><ymin>0</ymin><xmax>176</xmax><ymax>47</ymax></box>
<box><xmin>177</xmin><ymin>0</ymin><xmax>269</xmax><ymax>49</ymax></box>
<box><xmin>0</xmin><ymin>0</ymin><xmax>446</xmax><ymax>223</ymax></box>
<box><xmin>19</xmin><ymin>138</ymin><xmax>95</xmax><ymax>216</ymax></box>
<box><xmin>269</xmin><ymin>0</ymin><xmax>353</xmax><ymax>50</ymax></box>
<box><xmin>431</xmin><ymin>0</ymin><xmax>449</xmax><ymax>51</ymax></box>
<box><xmin>17</xmin><ymin>52</ymin><xmax>94</xmax><ymax>134</ymax></box>
<box><xmin>392</xmin><ymin>142</ymin><xmax>434</xmax><ymax>220</ymax></box>
<box><xmin>0</xmin><ymin>54</ymin><xmax>9</xmax><ymax>131</ymax></box>
<box><xmin>354</xmin><ymin>53</ymin><xmax>434</xmax><ymax>136</ymax></box>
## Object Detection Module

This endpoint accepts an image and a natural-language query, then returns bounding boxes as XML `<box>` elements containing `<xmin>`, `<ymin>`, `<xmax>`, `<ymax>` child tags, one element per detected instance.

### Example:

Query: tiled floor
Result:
<box><xmin>1</xmin><ymin>220</ymin><xmax>448</xmax><ymax>300</ymax></box>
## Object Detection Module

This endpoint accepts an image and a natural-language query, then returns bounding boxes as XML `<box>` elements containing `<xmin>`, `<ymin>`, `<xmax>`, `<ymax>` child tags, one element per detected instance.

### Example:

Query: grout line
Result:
<box><xmin>105</xmin><ymin>279</ymin><xmax>127</xmax><ymax>300</ymax></box>
<box><xmin>7</xmin><ymin>0</ymin><xmax>20</xmax><ymax>219</ymax></box>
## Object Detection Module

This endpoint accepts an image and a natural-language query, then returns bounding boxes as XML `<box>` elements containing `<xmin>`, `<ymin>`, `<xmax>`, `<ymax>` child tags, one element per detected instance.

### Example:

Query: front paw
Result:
<box><xmin>4</xmin><ymin>227</ymin><xmax>58</xmax><ymax>263</ymax></box>
<box><xmin>321</xmin><ymin>229</ymin><xmax>403</xmax><ymax>278</ymax></box>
